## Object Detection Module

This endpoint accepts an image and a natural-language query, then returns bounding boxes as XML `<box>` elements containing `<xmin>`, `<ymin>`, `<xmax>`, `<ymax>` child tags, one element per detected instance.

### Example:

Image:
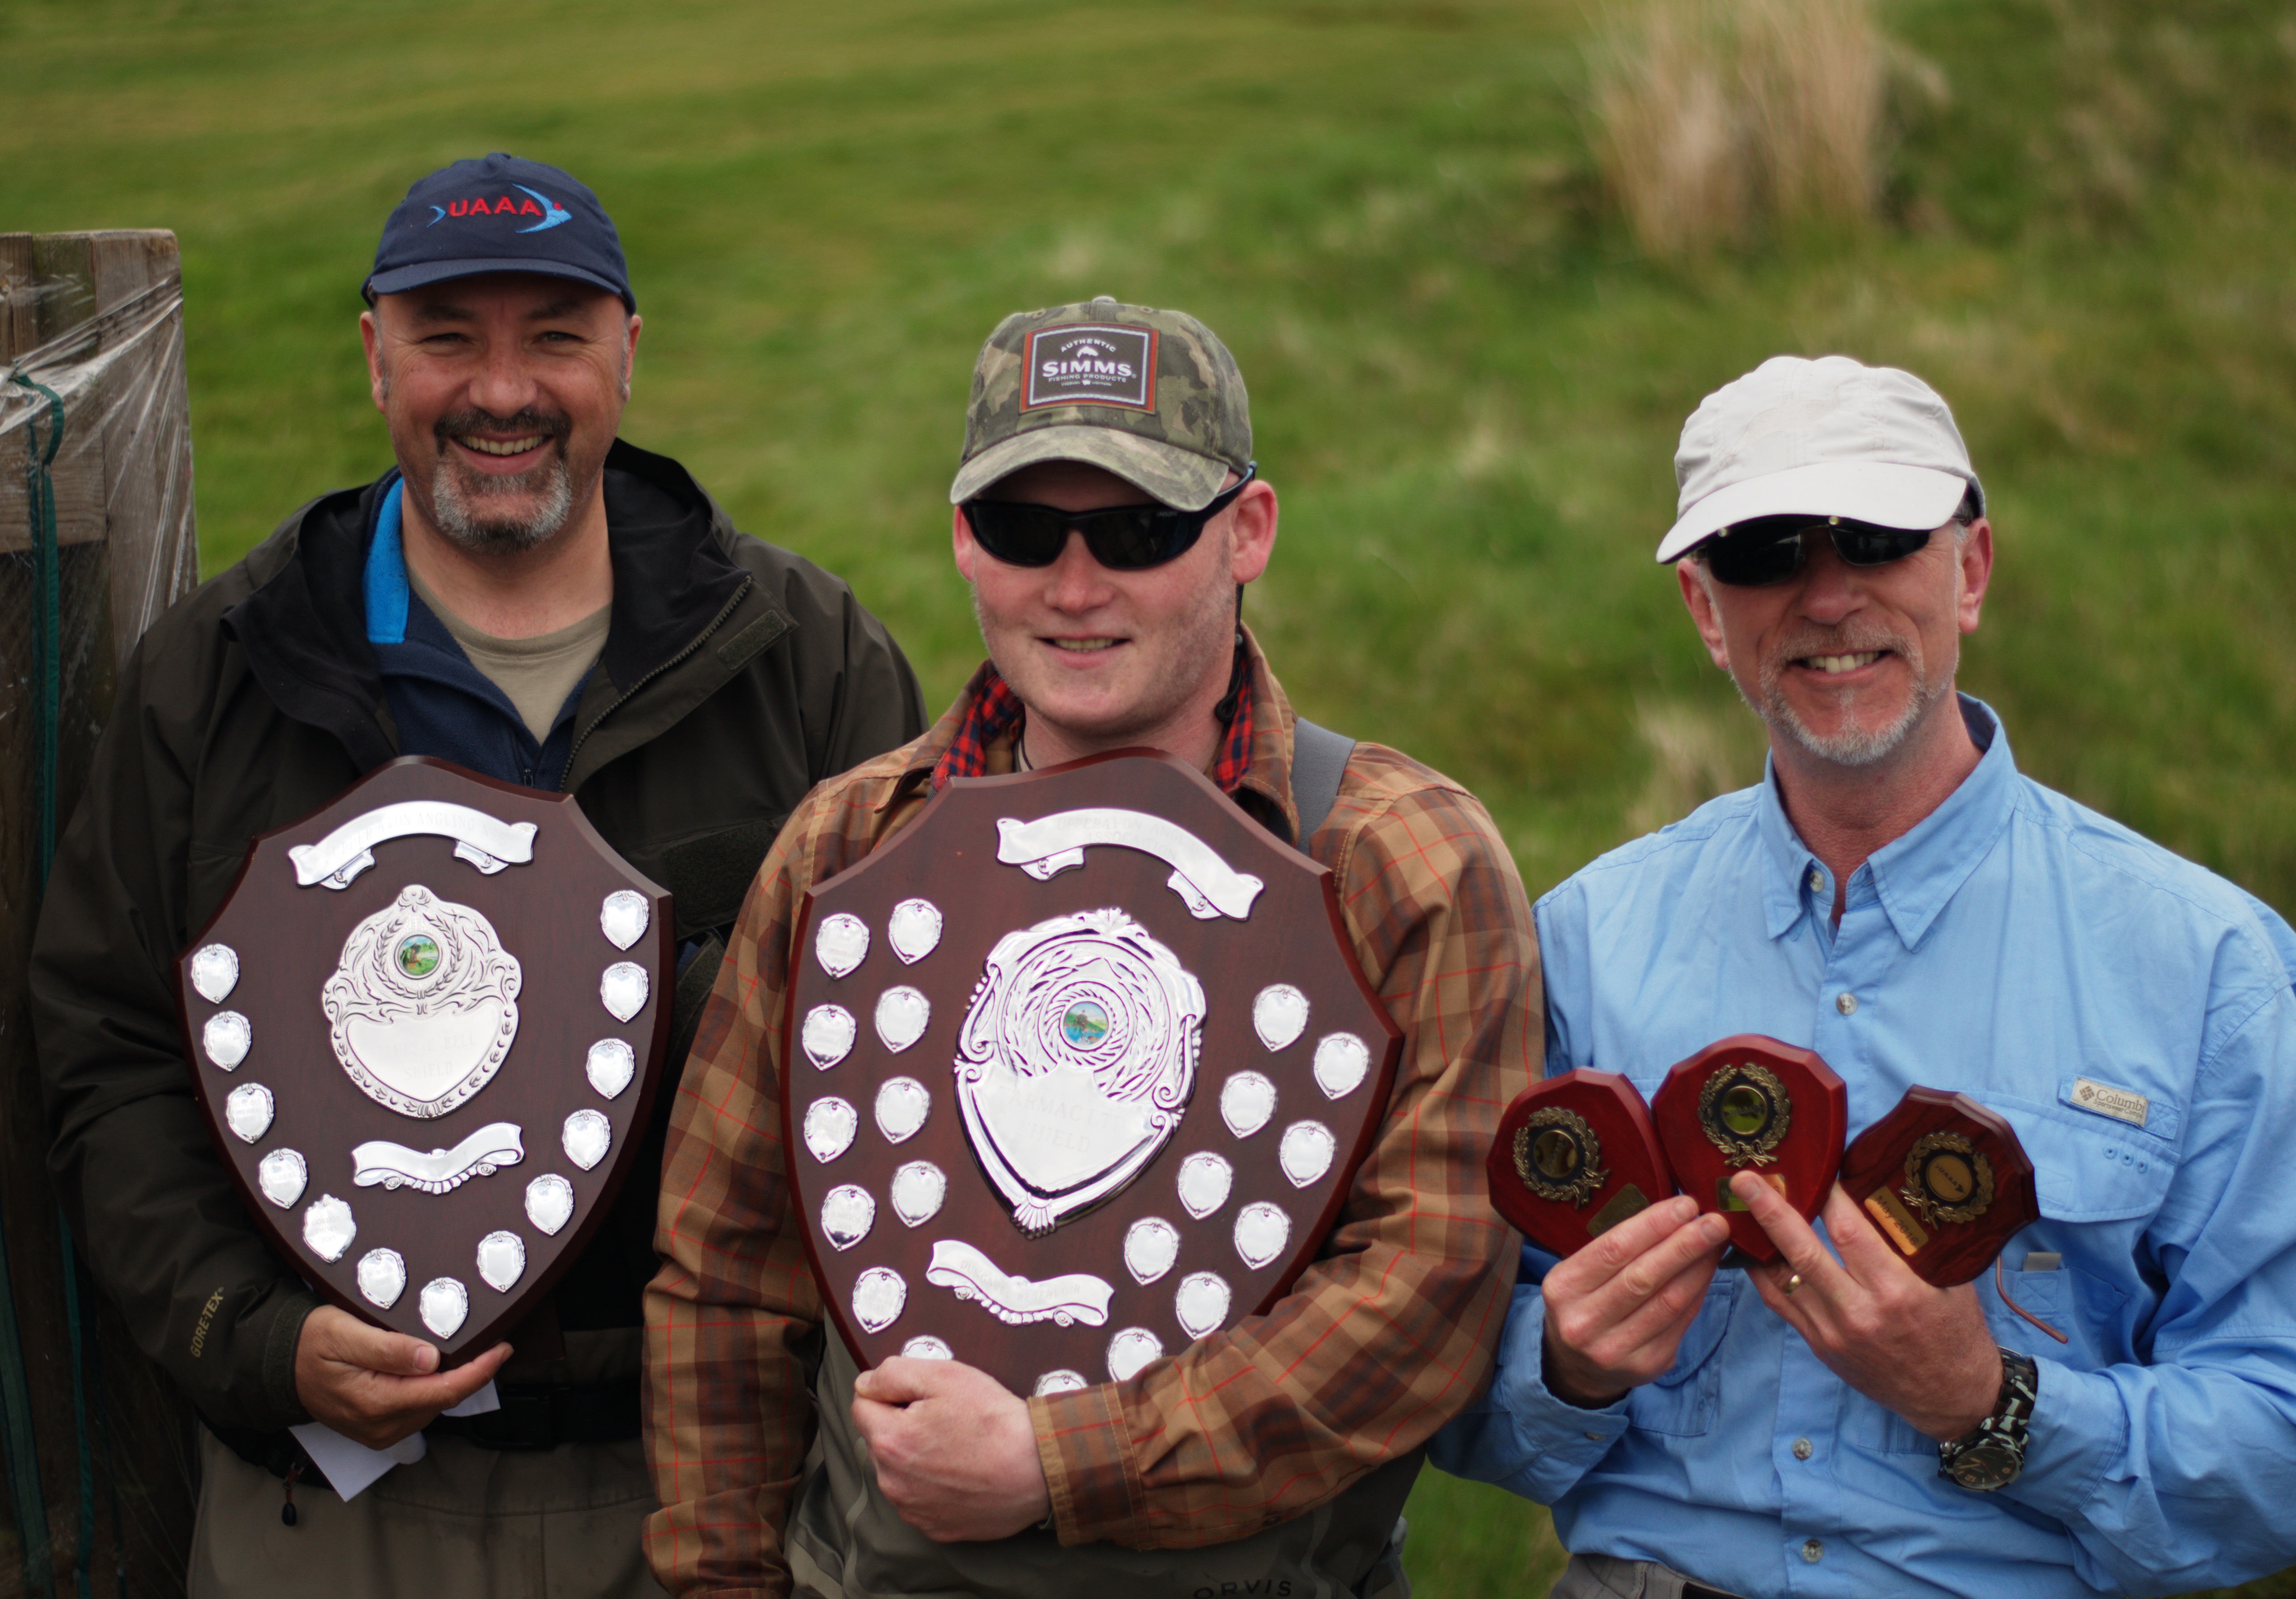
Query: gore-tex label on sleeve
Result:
<box><xmin>1023</xmin><ymin>324</ymin><xmax>1156</xmax><ymax>411</ymax></box>
<box><xmin>2069</xmin><ymin>1076</ymin><xmax>2149</xmax><ymax>1128</ymax></box>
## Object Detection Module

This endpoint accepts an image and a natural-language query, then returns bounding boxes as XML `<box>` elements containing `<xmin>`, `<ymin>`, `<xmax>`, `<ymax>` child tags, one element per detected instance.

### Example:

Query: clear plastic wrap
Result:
<box><xmin>1</xmin><ymin>231</ymin><xmax>199</xmax><ymax>1596</ymax></box>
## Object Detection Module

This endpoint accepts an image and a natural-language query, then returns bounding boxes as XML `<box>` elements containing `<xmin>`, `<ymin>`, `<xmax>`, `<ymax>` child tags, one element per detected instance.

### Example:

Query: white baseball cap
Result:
<box><xmin>1656</xmin><ymin>354</ymin><xmax>1984</xmax><ymax>564</ymax></box>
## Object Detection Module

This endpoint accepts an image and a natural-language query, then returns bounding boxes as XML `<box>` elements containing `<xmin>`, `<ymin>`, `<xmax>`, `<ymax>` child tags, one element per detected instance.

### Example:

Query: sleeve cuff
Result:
<box><xmin>1432</xmin><ymin>1286</ymin><xmax>1626</xmax><ymax>1498</ymax></box>
<box><xmin>261</xmin><ymin>1286</ymin><xmax>323</xmax><ymax>1426</ymax></box>
<box><xmin>2002</xmin><ymin>1356</ymin><xmax>2124</xmax><ymax>1524</ymax></box>
<box><xmin>1029</xmin><ymin>1383</ymin><xmax>1146</xmax><ymax>1545</ymax></box>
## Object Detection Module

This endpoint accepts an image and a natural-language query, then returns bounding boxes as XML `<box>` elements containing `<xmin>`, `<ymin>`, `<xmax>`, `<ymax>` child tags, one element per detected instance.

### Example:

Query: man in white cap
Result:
<box><xmin>1431</xmin><ymin>355</ymin><xmax>2296</xmax><ymax>1595</ymax></box>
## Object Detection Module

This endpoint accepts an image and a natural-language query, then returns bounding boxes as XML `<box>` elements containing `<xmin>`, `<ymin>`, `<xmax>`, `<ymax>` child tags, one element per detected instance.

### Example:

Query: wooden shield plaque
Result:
<box><xmin>1839</xmin><ymin>1087</ymin><xmax>2040</xmax><ymax>1287</ymax></box>
<box><xmin>176</xmin><ymin>757</ymin><xmax>673</xmax><ymax>1363</ymax></box>
<box><xmin>785</xmin><ymin>751</ymin><xmax>1402</xmax><ymax>1398</ymax></box>
<box><xmin>1488</xmin><ymin>1070</ymin><xmax>1674</xmax><ymax>1258</ymax></box>
<box><xmin>1652</xmin><ymin>1035</ymin><xmax>1847</xmax><ymax>1262</ymax></box>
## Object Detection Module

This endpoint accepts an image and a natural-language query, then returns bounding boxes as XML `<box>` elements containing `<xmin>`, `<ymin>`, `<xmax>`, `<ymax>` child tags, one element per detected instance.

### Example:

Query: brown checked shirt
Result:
<box><xmin>642</xmin><ymin>635</ymin><xmax>1541</xmax><ymax>1593</ymax></box>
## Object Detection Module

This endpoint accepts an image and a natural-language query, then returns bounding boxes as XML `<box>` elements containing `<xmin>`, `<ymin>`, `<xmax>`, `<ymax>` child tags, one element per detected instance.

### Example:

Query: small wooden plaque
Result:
<box><xmin>1652</xmin><ymin>1035</ymin><xmax>1847</xmax><ymax>1262</ymax></box>
<box><xmin>1838</xmin><ymin>1087</ymin><xmax>2040</xmax><ymax>1286</ymax></box>
<box><xmin>1487</xmin><ymin>1070</ymin><xmax>1673</xmax><ymax>1258</ymax></box>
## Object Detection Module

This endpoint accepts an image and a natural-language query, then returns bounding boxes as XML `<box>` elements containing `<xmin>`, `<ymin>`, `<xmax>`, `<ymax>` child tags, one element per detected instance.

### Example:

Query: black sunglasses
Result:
<box><xmin>1697</xmin><ymin>514</ymin><xmax>1934</xmax><ymax>587</ymax></box>
<box><xmin>961</xmin><ymin>464</ymin><xmax>1257</xmax><ymax>571</ymax></box>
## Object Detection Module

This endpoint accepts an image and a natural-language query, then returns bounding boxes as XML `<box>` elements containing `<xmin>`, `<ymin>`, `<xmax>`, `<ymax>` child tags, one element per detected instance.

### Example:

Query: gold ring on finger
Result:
<box><xmin>1782</xmin><ymin>1271</ymin><xmax>1802</xmax><ymax>1296</ymax></box>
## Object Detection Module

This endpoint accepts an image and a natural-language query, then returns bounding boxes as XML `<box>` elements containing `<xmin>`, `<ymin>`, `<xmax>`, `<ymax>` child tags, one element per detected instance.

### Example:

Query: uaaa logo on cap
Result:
<box><xmin>1023</xmin><ymin>324</ymin><xmax>1156</xmax><ymax>412</ymax></box>
<box><xmin>424</xmin><ymin>184</ymin><xmax>572</xmax><ymax>234</ymax></box>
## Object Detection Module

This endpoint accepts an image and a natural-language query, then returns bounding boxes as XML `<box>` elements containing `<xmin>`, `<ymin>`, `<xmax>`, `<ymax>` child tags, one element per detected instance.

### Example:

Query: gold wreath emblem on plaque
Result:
<box><xmin>1698</xmin><ymin>1062</ymin><xmax>1791</xmax><ymax>1167</ymax></box>
<box><xmin>1513</xmin><ymin>1107</ymin><xmax>1608</xmax><ymax>1208</ymax></box>
<box><xmin>1899</xmin><ymin>1131</ymin><xmax>1994</xmax><ymax>1227</ymax></box>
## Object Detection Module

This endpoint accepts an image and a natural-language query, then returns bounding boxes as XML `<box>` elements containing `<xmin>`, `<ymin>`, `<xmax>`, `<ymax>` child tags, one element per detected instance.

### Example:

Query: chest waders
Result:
<box><xmin>790</xmin><ymin>1334</ymin><xmax>1417</xmax><ymax>1599</ymax></box>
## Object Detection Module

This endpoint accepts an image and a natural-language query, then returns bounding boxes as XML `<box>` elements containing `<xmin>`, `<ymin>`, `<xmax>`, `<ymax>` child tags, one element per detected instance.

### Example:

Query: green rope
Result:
<box><xmin>1</xmin><ymin>371</ymin><xmax>66</xmax><ymax>1595</ymax></box>
<box><xmin>15</xmin><ymin>372</ymin><xmax>124</xmax><ymax>1599</ymax></box>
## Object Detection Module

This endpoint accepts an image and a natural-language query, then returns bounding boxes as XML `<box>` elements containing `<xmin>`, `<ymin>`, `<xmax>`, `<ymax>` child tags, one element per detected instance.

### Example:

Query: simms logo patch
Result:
<box><xmin>1023</xmin><ymin>324</ymin><xmax>1156</xmax><ymax>412</ymax></box>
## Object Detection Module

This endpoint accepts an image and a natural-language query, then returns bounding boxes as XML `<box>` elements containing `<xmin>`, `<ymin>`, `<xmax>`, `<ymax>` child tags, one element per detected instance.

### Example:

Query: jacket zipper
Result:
<box><xmin>558</xmin><ymin>574</ymin><xmax>754</xmax><ymax>791</ymax></box>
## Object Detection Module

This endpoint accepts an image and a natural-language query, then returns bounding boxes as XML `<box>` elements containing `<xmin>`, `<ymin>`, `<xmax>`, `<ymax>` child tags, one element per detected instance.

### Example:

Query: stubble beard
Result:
<box><xmin>1745</xmin><ymin>625</ymin><xmax>1951</xmax><ymax>768</ymax></box>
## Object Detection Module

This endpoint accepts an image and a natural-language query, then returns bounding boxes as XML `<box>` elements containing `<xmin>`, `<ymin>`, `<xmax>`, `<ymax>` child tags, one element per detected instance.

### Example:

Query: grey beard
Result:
<box><xmin>428</xmin><ymin>454</ymin><xmax>575</xmax><ymax>555</ymax></box>
<box><xmin>1742</xmin><ymin>646</ymin><xmax>1948</xmax><ymax>768</ymax></box>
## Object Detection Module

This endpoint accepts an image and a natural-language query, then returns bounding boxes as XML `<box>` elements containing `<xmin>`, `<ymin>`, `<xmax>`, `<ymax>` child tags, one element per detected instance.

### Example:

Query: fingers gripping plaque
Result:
<box><xmin>1488</xmin><ymin>1069</ymin><xmax>1676</xmax><ymax>1258</ymax></box>
<box><xmin>786</xmin><ymin>751</ymin><xmax>1401</xmax><ymax>1397</ymax></box>
<box><xmin>1838</xmin><ymin>1087</ymin><xmax>2040</xmax><ymax>1286</ymax></box>
<box><xmin>1653</xmin><ymin>1035</ymin><xmax>1848</xmax><ymax>1262</ymax></box>
<box><xmin>176</xmin><ymin>757</ymin><xmax>673</xmax><ymax>1363</ymax></box>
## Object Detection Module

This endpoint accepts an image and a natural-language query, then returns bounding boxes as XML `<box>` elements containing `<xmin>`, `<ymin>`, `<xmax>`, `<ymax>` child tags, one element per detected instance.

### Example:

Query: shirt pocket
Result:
<box><xmin>2006</xmin><ymin>1087</ymin><xmax>2178</xmax><ymax>1226</ymax></box>
<box><xmin>1626</xmin><ymin>1273</ymin><xmax>1741</xmax><ymax>1438</ymax></box>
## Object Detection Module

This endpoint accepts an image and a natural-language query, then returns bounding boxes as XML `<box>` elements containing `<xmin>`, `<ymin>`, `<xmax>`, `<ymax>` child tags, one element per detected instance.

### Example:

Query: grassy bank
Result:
<box><xmin>4</xmin><ymin>0</ymin><xmax>2292</xmax><ymax>1592</ymax></box>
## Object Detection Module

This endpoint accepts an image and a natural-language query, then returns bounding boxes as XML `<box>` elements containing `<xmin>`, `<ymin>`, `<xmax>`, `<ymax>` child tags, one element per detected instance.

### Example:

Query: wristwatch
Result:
<box><xmin>1937</xmin><ymin>1347</ymin><xmax>2038</xmax><ymax>1490</ymax></box>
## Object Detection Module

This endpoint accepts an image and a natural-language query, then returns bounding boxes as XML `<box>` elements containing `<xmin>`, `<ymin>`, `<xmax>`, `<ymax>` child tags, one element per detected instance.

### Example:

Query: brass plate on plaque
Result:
<box><xmin>1717</xmin><ymin>1172</ymin><xmax>1788</xmax><ymax>1211</ymax></box>
<box><xmin>1864</xmin><ymin>1187</ymin><xmax>1932</xmax><ymax>1255</ymax></box>
<box><xmin>1586</xmin><ymin>1183</ymin><xmax>1650</xmax><ymax>1238</ymax></box>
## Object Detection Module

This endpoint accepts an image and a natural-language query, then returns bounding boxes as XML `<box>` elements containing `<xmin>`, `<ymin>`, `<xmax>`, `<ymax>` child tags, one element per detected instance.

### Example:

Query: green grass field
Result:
<box><xmin>4</xmin><ymin>0</ymin><xmax>2293</xmax><ymax>1592</ymax></box>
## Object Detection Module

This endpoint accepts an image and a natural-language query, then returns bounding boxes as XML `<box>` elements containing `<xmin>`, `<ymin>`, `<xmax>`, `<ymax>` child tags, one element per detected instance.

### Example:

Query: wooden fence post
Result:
<box><xmin>0</xmin><ymin>229</ymin><xmax>200</xmax><ymax>1598</ymax></box>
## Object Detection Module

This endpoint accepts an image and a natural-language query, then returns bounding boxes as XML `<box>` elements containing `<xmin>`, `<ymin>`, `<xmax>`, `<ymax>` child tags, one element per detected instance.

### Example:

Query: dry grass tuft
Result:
<box><xmin>1590</xmin><ymin>0</ymin><xmax>1888</xmax><ymax>261</ymax></box>
<box><xmin>1626</xmin><ymin>697</ymin><xmax>1762</xmax><ymax>836</ymax></box>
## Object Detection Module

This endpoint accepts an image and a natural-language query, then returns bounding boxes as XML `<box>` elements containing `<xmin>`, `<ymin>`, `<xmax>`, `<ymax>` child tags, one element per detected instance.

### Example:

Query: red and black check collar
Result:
<box><xmin>929</xmin><ymin>638</ymin><xmax>1258</xmax><ymax>795</ymax></box>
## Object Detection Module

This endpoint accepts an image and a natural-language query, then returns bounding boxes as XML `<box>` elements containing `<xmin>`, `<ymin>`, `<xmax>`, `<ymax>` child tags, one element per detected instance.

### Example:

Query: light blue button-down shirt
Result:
<box><xmin>1431</xmin><ymin>698</ymin><xmax>2296</xmax><ymax>1597</ymax></box>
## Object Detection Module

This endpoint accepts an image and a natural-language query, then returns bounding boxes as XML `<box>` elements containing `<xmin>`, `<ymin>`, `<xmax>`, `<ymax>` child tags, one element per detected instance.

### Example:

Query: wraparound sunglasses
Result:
<box><xmin>1699</xmin><ymin>514</ymin><xmax>1935</xmax><ymax>587</ymax></box>
<box><xmin>961</xmin><ymin>464</ymin><xmax>1256</xmax><ymax>571</ymax></box>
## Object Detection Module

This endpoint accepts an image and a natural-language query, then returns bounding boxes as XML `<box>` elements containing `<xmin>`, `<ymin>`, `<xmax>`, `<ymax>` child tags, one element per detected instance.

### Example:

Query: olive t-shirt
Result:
<box><xmin>408</xmin><ymin>568</ymin><xmax>611</xmax><ymax>742</ymax></box>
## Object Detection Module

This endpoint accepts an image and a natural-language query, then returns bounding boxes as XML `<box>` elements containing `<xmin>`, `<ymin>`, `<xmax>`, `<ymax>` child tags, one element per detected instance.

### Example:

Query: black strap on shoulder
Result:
<box><xmin>1289</xmin><ymin>716</ymin><xmax>1356</xmax><ymax>845</ymax></box>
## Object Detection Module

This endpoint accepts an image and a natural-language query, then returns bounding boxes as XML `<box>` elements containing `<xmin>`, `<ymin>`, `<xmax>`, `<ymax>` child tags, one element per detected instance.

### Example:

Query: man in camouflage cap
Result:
<box><xmin>643</xmin><ymin>298</ymin><xmax>1540</xmax><ymax>1595</ymax></box>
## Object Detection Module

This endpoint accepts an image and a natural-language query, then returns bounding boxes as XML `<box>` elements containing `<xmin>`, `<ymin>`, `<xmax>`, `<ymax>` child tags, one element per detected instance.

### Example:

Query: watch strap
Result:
<box><xmin>1937</xmin><ymin>1347</ymin><xmax>2038</xmax><ymax>1490</ymax></box>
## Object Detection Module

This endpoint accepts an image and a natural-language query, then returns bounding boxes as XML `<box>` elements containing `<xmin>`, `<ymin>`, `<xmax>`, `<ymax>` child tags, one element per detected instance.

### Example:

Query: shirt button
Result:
<box><xmin>1807</xmin><ymin>870</ymin><xmax>1823</xmax><ymax>892</ymax></box>
<box><xmin>1792</xmin><ymin>1437</ymin><xmax>1813</xmax><ymax>1460</ymax></box>
<box><xmin>1802</xmin><ymin>1539</ymin><xmax>1825</xmax><ymax>1564</ymax></box>
<box><xmin>1835</xmin><ymin>992</ymin><xmax>1858</xmax><ymax>1015</ymax></box>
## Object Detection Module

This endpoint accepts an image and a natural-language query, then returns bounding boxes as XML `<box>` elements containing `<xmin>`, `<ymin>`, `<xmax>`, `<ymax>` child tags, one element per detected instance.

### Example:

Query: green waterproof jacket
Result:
<box><xmin>30</xmin><ymin>439</ymin><xmax>924</xmax><ymax>1441</ymax></box>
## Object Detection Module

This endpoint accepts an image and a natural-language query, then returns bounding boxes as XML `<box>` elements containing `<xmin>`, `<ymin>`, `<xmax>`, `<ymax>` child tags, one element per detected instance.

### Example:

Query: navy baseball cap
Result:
<box><xmin>364</xmin><ymin>153</ymin><xmax>634</xmax><ymax>311</ymax></box>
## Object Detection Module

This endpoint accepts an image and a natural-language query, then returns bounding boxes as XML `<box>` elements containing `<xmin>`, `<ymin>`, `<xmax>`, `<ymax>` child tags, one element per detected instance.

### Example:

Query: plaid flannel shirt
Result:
<box><xmin>643</xmin><ymin>633</ymin><xmax>1540</xmax><ymax>1595</ymax></box>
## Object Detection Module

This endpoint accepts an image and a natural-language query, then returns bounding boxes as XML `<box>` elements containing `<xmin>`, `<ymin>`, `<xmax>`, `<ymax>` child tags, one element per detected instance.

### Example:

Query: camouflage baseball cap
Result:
<box><xmin>949</xmin><ymin>297</ymin><xmax>1252</xmax><ymax>512</ymax></box>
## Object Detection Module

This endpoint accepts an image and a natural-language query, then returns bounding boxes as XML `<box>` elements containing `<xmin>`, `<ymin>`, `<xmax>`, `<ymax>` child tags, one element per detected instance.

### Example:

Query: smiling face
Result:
<box><xmin>952</xmin><ymin>459</ymin><xmax>1277</xmax><ymax>769</ymax></box>
<box><xmin>360</xmin><ymin>273</ymin><xmax>638</xmax><ymax>556</ymax></box>
<box><xmin>1679</xmin><ymin>517</ymin><xmax>1993</xmax><ymax>774</ymax></box>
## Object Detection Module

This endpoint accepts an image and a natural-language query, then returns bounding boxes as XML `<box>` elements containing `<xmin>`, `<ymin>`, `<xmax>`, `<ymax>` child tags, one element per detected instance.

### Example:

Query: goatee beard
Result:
<box><xmin>428</xmin><ymin>409</ymin><xmax>576</xmax><ymax>555</ymax></box>
<box><xmin>1743</xmin><ymin>630</ymin><xmax>1948</xmax><ymax>768</ymax></box>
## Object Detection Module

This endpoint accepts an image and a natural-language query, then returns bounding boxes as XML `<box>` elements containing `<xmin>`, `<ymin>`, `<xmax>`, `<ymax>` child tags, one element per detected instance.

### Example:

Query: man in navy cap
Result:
<box><xmin>32</xmin><ymin>154</ymin><xmax>923</xmax><ymax>1596</ymax></box>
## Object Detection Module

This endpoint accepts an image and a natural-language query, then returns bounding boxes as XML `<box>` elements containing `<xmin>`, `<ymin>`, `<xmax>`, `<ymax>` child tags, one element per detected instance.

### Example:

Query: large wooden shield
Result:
<box><xmin>176</xmin><ymin>757</ymin><xmax>672</xmax><ymax>1363</ymax></box>
<box><xmin>786</xmin><ymin>751</ymin><xmax>1402</xmax><ymax>1397</ymax></box>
